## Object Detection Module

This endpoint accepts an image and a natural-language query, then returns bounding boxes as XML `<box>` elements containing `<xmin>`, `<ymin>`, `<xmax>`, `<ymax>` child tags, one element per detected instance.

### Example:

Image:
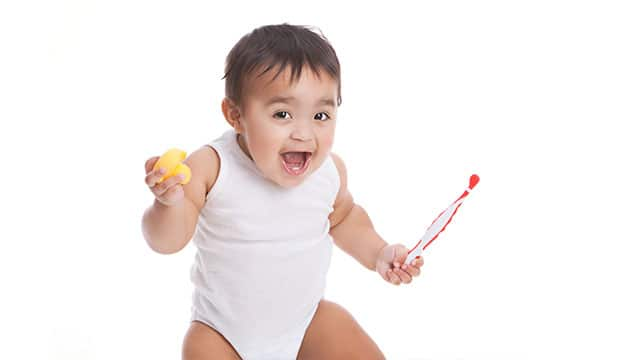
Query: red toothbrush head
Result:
<box><xmin>469</xmin><ymin>174</ymin><xmax>480</xmax><ymax>190</ymax></box>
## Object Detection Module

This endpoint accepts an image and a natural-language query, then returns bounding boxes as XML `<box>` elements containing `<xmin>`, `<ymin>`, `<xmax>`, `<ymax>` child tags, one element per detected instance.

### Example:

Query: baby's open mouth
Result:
<box><xmin>280</xmin><ymin>151</ymin><xmax>312</xmax><ymax>175</ymax></box>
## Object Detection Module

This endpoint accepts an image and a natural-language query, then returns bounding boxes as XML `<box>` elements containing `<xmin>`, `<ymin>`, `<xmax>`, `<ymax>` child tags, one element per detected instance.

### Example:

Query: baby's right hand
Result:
<box><xmin>144</xmin><ymin>156</ymin><xmax>186</xmax><ymax>207</ymax></box>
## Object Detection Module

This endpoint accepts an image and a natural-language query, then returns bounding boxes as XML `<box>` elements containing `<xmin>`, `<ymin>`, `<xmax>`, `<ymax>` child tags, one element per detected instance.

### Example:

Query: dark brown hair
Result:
<box><xmin>222</xmin><ymin>24</ymin><xmax>342</xmax><ymax>108</ymax></box>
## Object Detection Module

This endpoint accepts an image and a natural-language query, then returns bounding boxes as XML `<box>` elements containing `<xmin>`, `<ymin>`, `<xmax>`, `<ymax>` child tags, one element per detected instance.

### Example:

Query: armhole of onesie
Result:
<box><xmin>203</xmin><ymin>143</ymin><xmax>226</xmax><ymax>201</ymax></box>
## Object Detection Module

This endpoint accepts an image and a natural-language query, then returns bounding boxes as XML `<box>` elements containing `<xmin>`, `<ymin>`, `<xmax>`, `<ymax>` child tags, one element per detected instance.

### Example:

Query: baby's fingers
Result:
<box><xmin>145</xmin><ymin>167</ymin><xmax>167</xmax><ymax>188</ymax></box>
<box><xmin>393</xmin><ymin>267</ymin><xmax>413</xmax><ymax>284</ymax></box>
<box><xmin>386</xmin><ymin>270</ymin><xmax>402</xmax><ymax>285</ymax></box>
<box><xmin>153</xmin><ymin>174</ymin><xmax>185</xmax><ymax>197</ymax></box>
<box><xmin>400</xmin><ymin>263</ymin><xmax>421</xmax><ymax>277</ymax></box>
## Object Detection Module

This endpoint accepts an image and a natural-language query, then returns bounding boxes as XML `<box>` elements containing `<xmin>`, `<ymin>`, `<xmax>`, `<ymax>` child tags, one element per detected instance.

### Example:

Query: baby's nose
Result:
<box><xmin>291</xmin><ymin>121</ymin><xmax>313</xmax><ymax>141</ymax></box>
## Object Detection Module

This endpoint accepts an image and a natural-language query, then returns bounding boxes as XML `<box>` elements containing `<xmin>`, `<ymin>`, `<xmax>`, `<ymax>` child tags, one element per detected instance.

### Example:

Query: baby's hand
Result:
<box><xmin>144</xmin><ymin>156</ymin><xmax>186</xmax><ymax>207</ymax></box>
<box><xmin>375</xmin><ymin>244</ymin><xmax>424</xmax><ymax>286</ymax></box>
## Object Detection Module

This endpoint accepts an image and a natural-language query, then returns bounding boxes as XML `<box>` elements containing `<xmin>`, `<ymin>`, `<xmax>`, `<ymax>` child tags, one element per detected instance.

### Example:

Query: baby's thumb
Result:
<box><xmin>145</xmin><ymin>156</ymin><xmax>160</xmax><ymax>174</ymax></box>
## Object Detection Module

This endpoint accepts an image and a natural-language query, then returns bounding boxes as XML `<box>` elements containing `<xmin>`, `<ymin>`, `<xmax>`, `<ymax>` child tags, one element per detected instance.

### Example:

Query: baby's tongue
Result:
<box><xmin>282</xmin><ymin>152</ymin><xmax>305</xmax><ymax>165</ymax></box>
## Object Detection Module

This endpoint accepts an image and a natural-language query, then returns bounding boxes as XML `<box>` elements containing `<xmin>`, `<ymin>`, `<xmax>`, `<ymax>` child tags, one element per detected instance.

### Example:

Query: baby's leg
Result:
<box><xmin>296</xmin><ymin>299</ymin><xmax>385</xmax><ymax>359</ymax></box>
<box><xmin>182</xmin><ymin>320</ymin><xmax>241</xmax><ymax>360</ymax></box>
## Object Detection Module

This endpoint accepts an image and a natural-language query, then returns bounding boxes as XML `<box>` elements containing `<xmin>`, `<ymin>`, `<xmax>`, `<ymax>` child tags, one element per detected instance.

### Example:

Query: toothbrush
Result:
<box><xmin>404</xmin><ymin>174</ymin><xmax>480</xmax><ymax>265</ymax></box>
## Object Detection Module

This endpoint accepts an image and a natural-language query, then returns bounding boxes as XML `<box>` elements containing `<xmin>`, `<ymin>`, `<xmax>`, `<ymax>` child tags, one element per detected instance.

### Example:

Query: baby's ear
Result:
<box><xmin>221</xmin><ymin>97</ymin><xmax>242</xmax><ymax>130</ymax></box>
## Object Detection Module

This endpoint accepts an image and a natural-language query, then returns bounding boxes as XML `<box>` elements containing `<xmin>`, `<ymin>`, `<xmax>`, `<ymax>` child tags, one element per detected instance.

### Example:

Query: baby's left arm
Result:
<box><xmin>328</xmin><ymin>153</ymin><xmax>424</xmax><ymax>285</ymax></box>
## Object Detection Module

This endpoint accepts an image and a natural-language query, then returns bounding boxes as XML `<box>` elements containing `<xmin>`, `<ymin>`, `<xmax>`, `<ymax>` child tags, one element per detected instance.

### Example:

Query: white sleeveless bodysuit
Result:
<box><xmin>190</xmin><ymin>129</ymin><xmax>340</xmax><ymax>359</ymax></box>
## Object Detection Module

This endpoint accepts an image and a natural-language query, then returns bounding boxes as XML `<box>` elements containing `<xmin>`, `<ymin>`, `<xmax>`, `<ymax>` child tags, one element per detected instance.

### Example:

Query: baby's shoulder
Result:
<box><xmin>328</xmin><ymin>152</ymin><xmax>349</xmax><ymax>196</ymax></box>
<box><xmin>327</xmin><ymin>152</ymin><xmax>354</xmax><ymax>228</ymax></box>
<box><xmin>329</xmin><ymin>152</ymin><xmax>347</xmax><ymax>182</ymax></box>
<box><xmin>182</xmin><ymin>145</ymin><xmax>221</xmax><ymax>211</ymax></box>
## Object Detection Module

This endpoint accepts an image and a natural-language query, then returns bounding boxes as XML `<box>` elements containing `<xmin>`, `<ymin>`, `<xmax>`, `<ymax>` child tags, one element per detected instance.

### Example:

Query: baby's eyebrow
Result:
<box><xmin>316</xmin><ymin>98</ymin><xmax>336</xmax><ymax>107</ymax></box>
<box><xmin>265</xmin><ymin>96</ymin><xmax>296</xmax><ymax>105</ymax></box>
<box><xmin>265</xmin><ymin>96</ymin><xmax>336</xmax><ymax>108</ymax></box>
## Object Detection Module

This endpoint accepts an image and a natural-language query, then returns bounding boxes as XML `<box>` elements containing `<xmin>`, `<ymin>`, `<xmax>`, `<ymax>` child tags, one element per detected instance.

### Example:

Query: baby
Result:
<box><xmin>142</xmin><ymin>23</ymin><xmax>424</xmax><ymax>360</ymax></box>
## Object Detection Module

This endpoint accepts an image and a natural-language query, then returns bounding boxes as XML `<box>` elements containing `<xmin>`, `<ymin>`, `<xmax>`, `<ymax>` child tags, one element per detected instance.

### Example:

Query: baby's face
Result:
<box><xmin>229</xmin><ymin>65</ymin><xmax>339</xmax><ymax>188</ymax></box>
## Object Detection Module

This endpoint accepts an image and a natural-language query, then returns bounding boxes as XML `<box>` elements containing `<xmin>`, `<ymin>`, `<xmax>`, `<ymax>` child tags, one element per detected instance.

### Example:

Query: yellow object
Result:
<box><xmin>152</xmin><ymin>148</ymin><xmax>192</xmax><ymax>184</ymax></box>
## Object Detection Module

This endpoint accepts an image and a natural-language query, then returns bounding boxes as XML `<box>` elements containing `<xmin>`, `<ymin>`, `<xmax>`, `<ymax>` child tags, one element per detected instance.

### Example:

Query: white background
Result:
<box><xmin>1</xmin><ymin>0</ymin><xmax>639</xmax><ymax>359</ymax></box>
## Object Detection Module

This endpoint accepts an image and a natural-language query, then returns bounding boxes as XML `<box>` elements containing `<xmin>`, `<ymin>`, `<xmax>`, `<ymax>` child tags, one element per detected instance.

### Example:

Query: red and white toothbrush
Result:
<box><xmin>404</xmin><ymin>174</ymin><xmax>480</xmax><ymax>266</ymax></box>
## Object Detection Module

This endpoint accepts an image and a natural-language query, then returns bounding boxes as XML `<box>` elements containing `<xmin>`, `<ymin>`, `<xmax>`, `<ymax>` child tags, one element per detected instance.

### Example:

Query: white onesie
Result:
<box><xmin>190</xmin><ymin>129</ymin><xmax>340</xmax><ymax>359</ymax></box>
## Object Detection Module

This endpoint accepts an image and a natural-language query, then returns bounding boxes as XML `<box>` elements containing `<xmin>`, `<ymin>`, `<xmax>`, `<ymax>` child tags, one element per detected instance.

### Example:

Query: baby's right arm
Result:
<box><xmin>141</xmin><ymin>146</ymin><xmax>220</xmax><ymax>254</ymax></box>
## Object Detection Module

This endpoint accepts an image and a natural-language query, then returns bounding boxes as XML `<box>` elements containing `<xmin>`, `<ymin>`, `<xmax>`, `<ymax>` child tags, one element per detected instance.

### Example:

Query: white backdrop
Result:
<box><xmin>1</xmin><ymin>0</ymin><xmax>639</xmax><ymax>359</ymax></box>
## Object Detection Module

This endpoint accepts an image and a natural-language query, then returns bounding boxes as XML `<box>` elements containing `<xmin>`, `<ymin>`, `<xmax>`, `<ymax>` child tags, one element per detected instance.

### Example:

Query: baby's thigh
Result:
<box><xmin>296</xmin><ymin>299</ymin><xmax>385</xmax><ymax>360</ymax></box>
<box><xmin>182</xmin><ymin>321</ymin><xmax>241</xmax><ymax>360</ymax></box>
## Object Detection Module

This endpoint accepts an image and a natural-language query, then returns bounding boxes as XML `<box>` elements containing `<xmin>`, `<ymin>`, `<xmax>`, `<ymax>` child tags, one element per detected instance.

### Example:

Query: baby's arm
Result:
<box><xmin>328</xmin><ymin>153</ymin><xmax>388</xmax><ymax>271</ymax></box>
<box><xmin>141</xmin><ymin>146</ymin><xmax>219</xmax><ymax>254</ymax></box>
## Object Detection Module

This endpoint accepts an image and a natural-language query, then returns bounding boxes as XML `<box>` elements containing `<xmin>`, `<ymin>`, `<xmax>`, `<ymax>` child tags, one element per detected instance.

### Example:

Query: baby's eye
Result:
<box><xmin>273</xmin><ymin>111</ymin><xmax>292</xmax><ymax>119</ymax></box>
<box><xmin>314</xmin><ymin>112</ymin><xmax>330</xmax><ymax>121</ymax></box>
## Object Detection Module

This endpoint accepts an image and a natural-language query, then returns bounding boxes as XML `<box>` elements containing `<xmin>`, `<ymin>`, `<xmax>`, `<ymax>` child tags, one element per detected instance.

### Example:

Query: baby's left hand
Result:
<box><xmin>375</xmin><ymin>244</ymin><xmax>424</xmax><ymax>285</ymax></box>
